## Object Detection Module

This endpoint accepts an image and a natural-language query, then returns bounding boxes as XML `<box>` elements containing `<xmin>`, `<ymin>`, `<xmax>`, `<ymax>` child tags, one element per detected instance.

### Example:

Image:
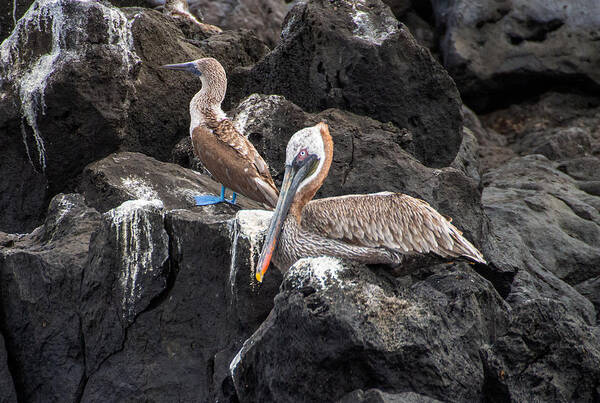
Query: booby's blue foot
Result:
<box><xmin>194</xmin><ymin>187</ymin><xmax>238</xmax><ymax>206</ymax></box>
<box><xmin>194</xmin><ymin>195</ymin><xmax>225</xmax><ymax>206</ymax></box>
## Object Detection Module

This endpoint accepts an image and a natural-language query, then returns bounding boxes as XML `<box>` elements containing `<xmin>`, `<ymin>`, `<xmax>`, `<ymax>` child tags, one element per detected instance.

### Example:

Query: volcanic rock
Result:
<box><xmin>0</xmin><ymin>193</ymin><xmax>101</xmax><ymax>402</ymax></box>
<box><xmin>188</xmin><ymin>0</ymin><xmax>289</xmax><ymax>47</ymax></box>
<box><xmin>76</xmin><ymin>151</ymin><xmax>266</xmax><ymax>213</ymax></box>
<box><xmin>232</xmin><ymin>257</ymin><xmax>510</xmax><ymax>402</ymax></box>
<box><xmin>432</xmin><ymin>0</ymin><xmax>600</xmax><ymax>110</ymax></box>
<box><xmin>482</xmin><ymin>155</ymin><xmax>600</xmax><ymax>322</ymax></box>
<box><xmin>81</xmin><ymin>207</ymin><xmax>281</xmax><ymax>402</ymax></box>
<box><xmin>481</xmin><ymin>299</ymin><xmax>600</xmax><ymax>402</ymax></box>
<box><xmin>339</xmin><ymin>389</ymin><xmax>443</xmax><ymax>403</ymax></box>
<box><xmin>0</xmin><ymin>332</ymin><xmax>17</xmax><ymax>402</ymax></box>
<box><xmin>228</xmin><ymin>0</ymin><xmax>463</xmax><ymax>168</ymax></box>
<box><xmin>81</xmin><ymin>198</ymin><xmax>170</xmax><ymax>373</ymax></box>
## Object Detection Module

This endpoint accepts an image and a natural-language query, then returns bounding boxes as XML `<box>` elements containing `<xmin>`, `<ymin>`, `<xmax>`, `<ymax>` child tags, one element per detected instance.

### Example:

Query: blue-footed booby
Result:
<box><xmin>255</xmin><ymin>122</ymin><xmax>486</xmax><ymax>282</ymax></box>
<box><xmin>161</xmin><ymin>58</ymin><xmax>278</xmax><ymax>208</ymax></box>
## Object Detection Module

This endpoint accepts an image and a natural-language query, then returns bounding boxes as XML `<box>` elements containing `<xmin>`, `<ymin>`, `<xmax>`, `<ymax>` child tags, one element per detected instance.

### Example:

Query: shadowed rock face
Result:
<box><xmin>431</xmin><ymin>0</ymin><xmax>600</xmax><ymax>110</ymax></box>
<box><xmin>227</xmin><ymin>0</ymin><xmax>463</xmax><ymax>168</ymax></box>
<box><xmin>0</xmin><ymin>194</ymin><xmax>101</xmax><ymax>402</ymax></box>
<box><xmin>232</xmin><ymin>258</ymin><xmax>511</xmax><ymax>402</ymax></box>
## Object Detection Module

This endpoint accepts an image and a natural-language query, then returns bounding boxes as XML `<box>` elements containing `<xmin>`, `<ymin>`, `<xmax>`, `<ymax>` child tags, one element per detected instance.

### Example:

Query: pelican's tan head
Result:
<box><xmin>161</xmin><ymin>57</ymin><xmax>227</xmax><ymax>105</ymax></box>
<box><xmin>285</xmin><ymin>122</ymin><xmax>332</xmax><ymax>193</ymax></box>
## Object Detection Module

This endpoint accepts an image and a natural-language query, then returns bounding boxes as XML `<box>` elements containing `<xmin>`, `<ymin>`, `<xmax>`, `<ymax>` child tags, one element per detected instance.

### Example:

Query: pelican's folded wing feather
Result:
<box><xmin>301</xmin><ymin>192</ymin><xmax>486</xmax><ymax>263</ymax></box>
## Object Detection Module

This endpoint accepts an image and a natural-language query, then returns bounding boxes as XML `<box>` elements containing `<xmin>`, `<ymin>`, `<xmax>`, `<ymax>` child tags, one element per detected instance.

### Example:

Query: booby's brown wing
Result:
<box><xmin>301</xmin><ymin>192</ymin><xmax>486</xmax><ymax>263</ymax></box>
<box><xmin>191</xmin><ymin>125</ymin><xmax>279</xmax><ymax>208</ymax></box>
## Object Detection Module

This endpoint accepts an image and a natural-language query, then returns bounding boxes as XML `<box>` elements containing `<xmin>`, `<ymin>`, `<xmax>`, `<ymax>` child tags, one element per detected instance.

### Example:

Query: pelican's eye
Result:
<box><xmin>296</xmin><ymin>148</ymin><xmax>309</xmax><ymax>162</ymax></box>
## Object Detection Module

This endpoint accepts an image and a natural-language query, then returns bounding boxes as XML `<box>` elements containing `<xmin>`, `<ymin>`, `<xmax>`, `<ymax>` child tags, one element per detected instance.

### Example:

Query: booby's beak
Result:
<box><xmin>160</xmin><ymin>62</ymin><xmax>201</xmax><ymax>75</ymax></box>
<box><xmin>255</xmin><ymin>156</ymin><xmax>316</xmax><ymax>282</ymax></box>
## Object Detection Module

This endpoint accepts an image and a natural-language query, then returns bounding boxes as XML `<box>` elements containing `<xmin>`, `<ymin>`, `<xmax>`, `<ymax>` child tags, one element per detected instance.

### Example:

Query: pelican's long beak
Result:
<box><xmin>255</xmin><ymin>160</ymin><xmax>313</xmax><ymax>282</ymax></box>
<box><xmin>160</xmin><ymin>61</ymin><xmax>200</xmax><ymax>75</ymax></box>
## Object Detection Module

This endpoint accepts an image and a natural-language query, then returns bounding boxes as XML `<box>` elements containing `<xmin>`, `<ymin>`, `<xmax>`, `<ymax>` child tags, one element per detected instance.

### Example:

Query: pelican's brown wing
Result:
<box><xmin>192</xmin><ymin>125</ymin><xmax>279</xmax><ymax>208</ymax></box>
<box><xmin>301</xmin><ymin>192</ymin><xmax>486</xmax><ymax>263</ymax></box>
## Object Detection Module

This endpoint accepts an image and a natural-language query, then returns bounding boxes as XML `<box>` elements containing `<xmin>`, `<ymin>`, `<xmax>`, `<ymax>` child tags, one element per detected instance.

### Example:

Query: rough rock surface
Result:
<box><xmin>0</xmin><ymin>332</ymin><xmax>17</xmax><ymax>403</ymax></box>
<box><xmin>0</xmin><ymin>0</ymin><xmax>267</xmax><ymax>233</ymax></box>
<box><xmin>481</xmin><ymin>299</ymin><xmax>600</xmax><ymax>402</ymax></box>
<box><xmin>432</xmin><ymin>0</ymin><xmax>600</xmax><ymax>110</ymax></box>
<box><xmin>232</xmin><ymin>258</ymin><xmax>510</xmax><ymax>402</ymax></box>
<box><xmin>188</xmin><ymin>0</ymin><xmax>289</xmax><ymax>47</ymax></box>
<box><xmin>76</xmin><ymin>151</ymin><xmax>266</xmax><ymax>213</ymax></box>
<box><xmin>81</xmin><ymin>198</ymin><xmax>170</xmax><ymax>373</ymax></box>
<box><xmin>0</xmin><ymin>0</ymin><xmax>33</xmax><ymax>42</ymax></box>
<box><xmin>482</xmin><ymin>155</ymin><xmax>600</xmax><ymax>322</ymax></box>
<box><xmin>0</xmin><ymin>193</ymin><xmax>101</xmax><ymax>402</ymax></box>
<box><xmin>81</xmin><ymin>207</ymin><xmax>281</xmax><ymax>402</ymax></box>
<box><xmin>339</xmin><ymin>389</ymin><xmax>443</xmax><ymax>403</ymax></box>
<box><xmin>228</xmin><ymin>0</ymin><xmax>463</xmax><ymax>168</ymax></box>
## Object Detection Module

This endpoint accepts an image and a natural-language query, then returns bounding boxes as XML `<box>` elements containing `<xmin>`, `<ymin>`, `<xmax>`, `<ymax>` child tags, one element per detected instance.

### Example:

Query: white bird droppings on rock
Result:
<box><xmin>349</xmin><ymin>0</ymin><xmax>398</xmax><ymax>45</ymax></box>
<box><xmin>107</xmin><ymin>199</ymin><xmax>167</xmax><ymax>322</ymax></box>
<box><xmin>287</xmin><ymin>256</ymin><xmax>347</xmax><ymax>290</ymax></box>
<box><xmin>229</xmin><ymin>210</ymin><xmax>273</xmax><ymax>293</ymax></box>
<box><xmin>1</xmin><ymin>0</ymin><xmax>139</xmax><ymax>172</ymax></box>
<box><xmin>121</xmin><ymin>176</ymin><xmax>160</xmax><ymax>201</ymax></box>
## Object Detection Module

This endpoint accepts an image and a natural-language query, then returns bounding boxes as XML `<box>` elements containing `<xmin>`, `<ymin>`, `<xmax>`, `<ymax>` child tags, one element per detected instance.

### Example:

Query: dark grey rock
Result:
<box><xmin>432</xmin><ymin>0</ymin><xmax>600</xmax><ymax>110</ymax></box>
<box><xmin>462</xmin><ymin>105</ymin><xmax>516</xmax><ymax>174</ymax></box>
<box><xmin>0</xmin><ymin>193</ymin><xmax>101</xmax><ymax>402</ymax></box>
<box><xmin>0</xmin><ymin>332</ymin><xmax>17</xmax><ymax>403</ymax></box>
<box><xmin>76</xmin><ymin>151</ymin><xmax>266</xmax><ymax>213</ymax></box>
<box><xmin>232</xmin><ymin>258</ymin><xmax>510</xmax><ymax>402</ymax></box>
<box><xmin>188</xmin><ymin>0</ymin><xmax>289</xmax><ymax>47</ymax></box>
<box><xmin>481</xmin><ymin>299</ymin><xmax>600</xmax><ymax>402</ymax></box>
<box><xmin>228</xmin><ymin>0</ymin><xmax>463</xmax><ymax>168</ymax></box>
<box><xmin>0</xmin><ymin>0</ymin><xmax>32</xmax><ymax>42</ymax></box>
<box><xmin>81</xmin><ymin>198</ymin><xmax>169</xmax><ymax>373</ymax></box>
<box><xmin>81</xmin><ymin>208</ymin><xmax>281</xmax><ymax>402</ymax></box>
<box><xmin>557</xmin><ymin>156</ymin><xmax>600</xmax><ymax>182</ymax></box>
<box><xmin>339</xmin><ymin>389</ymin><xmax>443</xmax><ymax>403</ymax></box>
<box><xmin>480</xmin><ymin>92</ymin><xmax>600</xmax><ymax>180</ymax></box>
<box><xmin>482</xmin><ymin>155</ymin><xmax>600</xmax><ymax>322</ymax></box>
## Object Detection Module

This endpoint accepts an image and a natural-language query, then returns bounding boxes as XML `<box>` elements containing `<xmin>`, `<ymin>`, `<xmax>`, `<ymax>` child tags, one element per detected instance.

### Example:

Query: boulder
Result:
<box><xmin>481</xmin><ymin>299</ymin><xmax>600</xmax><ymax>402</ymax></box>
<box><xmin>0</xmin><ymin>193</ymin><xmax>101</xmax><ymax>402</ymax></box>
<box><xmin>462</xmin><ymin>105</ymin><xmax>516</xmax><ymax>174</ymax></box>
<box><xmin>481</xmin><ymin>92</ymin><xmax>600</xmax><ymax>163</ymax></box>
<box><xmin>482</xmin><ymin>155</ymin><xmax>600</xmax><ymax>322</ymax></box>
<box><xmin>75</xmin><ymin>151</ymin><xmax>266</xmax><ymax>213</ymax></box>
<box><xmin>228</xmin><ymin>0</ymin><xmax>463</xmax><ymax>168</ymax></box>
<box><xmin>81</xmin><ymin>207</ymin><xmax>281</xmax><ymax>402</ymax></box>
<box><xmin>339</xmin><ymin>389</ymin><xmax>443</xmax><ymax>403</ymax></box>
<box><xmin>232</xmin><ymin>257</ymin><xmax>510</xmax><ymax>402</ymax></box>
<box><xmin>0</xmin><ymin>0</ymin><xmax>267</xmax><ymax>233</ymax></box>
<box><xmin>0</xmin><ymin>332</ymin><xmax>17</xmax><ymax>403</ymax></box>
<box><xmin>80</xmin><ymin>199</ymin><xmax>170</xmax><ymax>373</ymax></box>
<box><xmin>432</xmin><ymin>0</ymin><xmax>600</xmax><ymax>110</ymax></box>
<box><xmin>188</xmin><ymin>0</ymin><xmax>289</xmax><ymax>47</ymax></box>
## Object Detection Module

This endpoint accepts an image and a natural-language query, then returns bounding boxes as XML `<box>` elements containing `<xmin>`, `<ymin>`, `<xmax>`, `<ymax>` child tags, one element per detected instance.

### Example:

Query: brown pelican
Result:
<box><xmin>161</xmin><ymin>58</ymin><xmax>278</xmax><ymax>208</ymax></box>
<box><xmin>255</xmin><ymin>122</ymin><xmax>486</xmax><ymax>282</ymax></box>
